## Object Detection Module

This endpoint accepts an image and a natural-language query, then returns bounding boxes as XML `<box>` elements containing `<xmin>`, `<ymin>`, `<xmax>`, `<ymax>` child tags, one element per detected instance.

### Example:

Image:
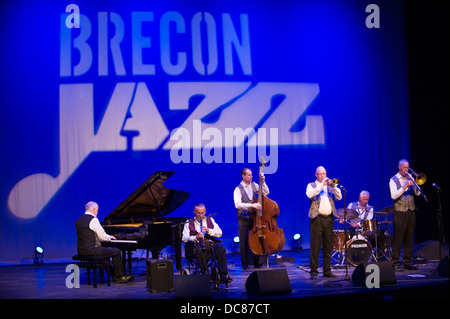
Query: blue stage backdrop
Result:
<box><xmin>0</xmin><ymin>0</ymin><xmax>410</xmax><ymax>263</ymax></box>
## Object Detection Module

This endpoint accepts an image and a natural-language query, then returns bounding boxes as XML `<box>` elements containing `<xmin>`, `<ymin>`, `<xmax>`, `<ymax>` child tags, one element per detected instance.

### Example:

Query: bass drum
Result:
<box><xmin>346</xmin><ymin>238</ymin><xmax>372</xmax><ymax>266</ymax></box>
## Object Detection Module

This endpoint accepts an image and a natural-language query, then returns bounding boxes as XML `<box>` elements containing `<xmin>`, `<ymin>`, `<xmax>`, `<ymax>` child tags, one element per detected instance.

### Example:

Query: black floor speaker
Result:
<box><xmin>245</xmin><ymin>269</ymin><xmax>292</xmax><ymax>296</ymax></box>
<box><xmin>174</xmin><ymin>274</ymin><xmax>211</xmax><ymax>298</ymax></box>
<box><xmin>413</xmin><ymin>240</ymin><xmax>446</xmax><ymax>261</ymax></box>
<box><xmin>352</xmin><ymin>261</ymin><xmax>397</xmax><ymax>287</ymax></box>
<box><xmin>437</xmin><ymin>256</ymin><xmax>449</xmax><ymax>278</ymax></box>
<box><xmin>146</xmin><ymin>259</ymin><xmax>174</xmax><ymax>293</ymax></box>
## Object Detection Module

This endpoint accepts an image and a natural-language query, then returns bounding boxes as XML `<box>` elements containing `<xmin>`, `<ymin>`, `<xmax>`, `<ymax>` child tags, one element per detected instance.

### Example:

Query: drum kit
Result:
<box><xmin>332</xmin><ymin>205</ymin><xmax>396</xmax><ymax>267</ymax></box>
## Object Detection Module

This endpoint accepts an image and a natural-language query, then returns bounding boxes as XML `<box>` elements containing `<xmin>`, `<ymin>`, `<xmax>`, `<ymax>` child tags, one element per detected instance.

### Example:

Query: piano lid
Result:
<box><xmin>103</xmin><ymin>171</ymin><xmax>190</xmax><ymax>224</ymax></box>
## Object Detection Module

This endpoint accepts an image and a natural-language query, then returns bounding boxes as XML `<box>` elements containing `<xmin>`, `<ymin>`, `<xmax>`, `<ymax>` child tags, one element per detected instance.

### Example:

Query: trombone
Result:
<box><xmin>408</xmin><ymin>168</ymin><xmax>427</xmax><ymax>185</ymax></box>
<box><xmin>406</xmin><ymin>168</ymin><xmax>428</xmax><ymax>201</ymax></box>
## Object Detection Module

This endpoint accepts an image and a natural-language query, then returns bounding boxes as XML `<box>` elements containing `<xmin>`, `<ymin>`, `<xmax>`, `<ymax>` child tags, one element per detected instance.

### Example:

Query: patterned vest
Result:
<box><xmin>236</xmin><ymin>182</ymin><xmax>258</xmax><ymax>218</ymax></box>
<box><xmin>188</xmin><ymin>216</ymin><xmax>214</xmax><ymax>236</ymax></box>
<box><xmin>391</xmin><ymin>175</ymin><xmax>416</xmax><ymax>212</ymax></box>
<box><xmin>308</xmin><ymin>182</ymin><xmax>337</xmax><ymax>219</ymax></box>
<box><xmin>188</xmin><ymin>216</ymin><xmax>215</xmax><ymax>247</ymax></box>
<box><xmin>348</xmin><ymin>201</ymin><xmax>370</xmax><ymax>223</ymax></box>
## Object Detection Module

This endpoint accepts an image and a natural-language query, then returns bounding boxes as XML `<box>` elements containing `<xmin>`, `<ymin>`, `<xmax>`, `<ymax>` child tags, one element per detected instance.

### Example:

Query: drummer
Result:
<box><xmin>343</xmin><ymin>190</ymin><xmax>374</xmax><ymax>238</ymax></box>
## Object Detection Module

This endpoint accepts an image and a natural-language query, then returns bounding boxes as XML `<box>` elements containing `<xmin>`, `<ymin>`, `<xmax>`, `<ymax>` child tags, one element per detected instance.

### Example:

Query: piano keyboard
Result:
<box><xmin>110</xmin><ymin>239</ymin><xmax>138</xmax><ymax>244</ymax></box>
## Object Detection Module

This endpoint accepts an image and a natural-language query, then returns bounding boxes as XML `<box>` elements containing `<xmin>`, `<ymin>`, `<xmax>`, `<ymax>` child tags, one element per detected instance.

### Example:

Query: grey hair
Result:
<box><xmin>359</xmin><ymin>190</ymin><xmax>370</xmax><ymax>198</ymax></box>
<box><xmin>85</xmin><ymin>201</ymin><xmax>98</xmax><ymax>212</ymax></box>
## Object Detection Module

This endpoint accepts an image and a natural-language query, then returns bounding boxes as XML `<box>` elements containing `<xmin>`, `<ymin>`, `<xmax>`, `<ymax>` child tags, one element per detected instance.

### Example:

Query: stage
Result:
<box><xmin>1</xmin><ymin>247</ymin><xmax>447</xmax><ymax>302</ymax></box>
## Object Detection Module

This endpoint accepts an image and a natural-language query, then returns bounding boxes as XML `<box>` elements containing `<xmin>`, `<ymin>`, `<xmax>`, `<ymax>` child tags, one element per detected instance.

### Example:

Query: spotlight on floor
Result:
<box><xmin>232</xmin><ymin>236</ymin><xmax>240</xmax><ymax>253</ymax></box>
<box><xmin>293</xmin><ymin>233</ymin><xmax>303</xmax><ymax>250</ymax></box>
<box><xmin>34</xmin><ymin>246</ymin><xmax>44</xmax><ymax>264</ymax></box>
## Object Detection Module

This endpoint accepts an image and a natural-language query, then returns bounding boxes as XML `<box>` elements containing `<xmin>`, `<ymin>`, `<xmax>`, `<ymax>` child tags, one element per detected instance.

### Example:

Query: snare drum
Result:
<box><xmin>361</xmin><ymin>220</ymin><xmax>377</xmax><ymax>236</ymax></box>
<box><xmin>332</xmin><ymin>230</ymin><xmax>350</xmax><ymax>252</ymax></box>
<box><xmin>346</xmin><ymin>238</ymin><xmax>372</xmax><ymax>266</ymax></box>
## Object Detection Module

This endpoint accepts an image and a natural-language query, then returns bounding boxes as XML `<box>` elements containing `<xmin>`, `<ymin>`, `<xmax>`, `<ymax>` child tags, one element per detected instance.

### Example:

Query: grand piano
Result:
<box><xmin>101</xmin><ymin>171</ymin><xmax>190</xmax><ymax>274</ymax></box>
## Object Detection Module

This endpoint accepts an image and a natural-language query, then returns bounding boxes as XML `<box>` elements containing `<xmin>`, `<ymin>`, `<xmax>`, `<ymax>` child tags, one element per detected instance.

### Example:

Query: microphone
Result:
<box><xmin>339</xmin><ymin>185</ymin><xmax>346</xmax><ymax>192</ymax></box>
<box><xmin>432</xmin><ymin>183</ymin><xmax>441</xmax><ymax>190</ymax></box>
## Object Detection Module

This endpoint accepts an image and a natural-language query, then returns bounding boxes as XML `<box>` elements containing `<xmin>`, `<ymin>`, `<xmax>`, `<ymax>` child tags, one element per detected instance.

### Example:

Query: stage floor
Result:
<box><xmin>0</xmin><ymin>248</ymin><xmax>448</xmax><ymax>303</ymax></box>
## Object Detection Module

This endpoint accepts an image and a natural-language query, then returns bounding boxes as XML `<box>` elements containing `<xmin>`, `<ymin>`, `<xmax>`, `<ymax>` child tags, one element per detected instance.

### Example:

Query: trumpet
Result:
<box><xmin>408</xmin><ymin>168</ymin><xmax>427</xmax><ymax>185</ymax></box>
<box><xmin>326</xmin><ymin>178</ymin><xmax>339</xmax><ymax>187</ymax></box>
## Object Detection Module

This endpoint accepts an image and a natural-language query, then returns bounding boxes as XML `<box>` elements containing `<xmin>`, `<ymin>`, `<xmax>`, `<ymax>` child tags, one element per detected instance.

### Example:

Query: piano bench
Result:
<box><xmin>72</xmin><ymin>255</ymin><xmax>112</xmax><ymax>288</ymax></box>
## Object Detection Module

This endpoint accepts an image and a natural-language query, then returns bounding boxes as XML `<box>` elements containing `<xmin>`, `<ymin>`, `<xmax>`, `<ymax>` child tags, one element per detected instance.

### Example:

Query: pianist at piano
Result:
<box><xmin>100</xmin><ymin>171</ymin><xmax>191</xmax><ymax>275</ymax></box>
<box><xmin>75</xmin><ymin>201</ymin><xmax>133</xmax><ymax>283</ymax></box>
<box><xmin>182</xmin><ymin>203</ymin><xmax>232</xmax><ymax>284</ymax></box>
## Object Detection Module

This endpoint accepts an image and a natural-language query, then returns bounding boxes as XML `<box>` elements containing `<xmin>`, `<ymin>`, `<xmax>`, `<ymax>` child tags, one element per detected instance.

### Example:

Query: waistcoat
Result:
<box><xmin>236</xmin><ymin>182</ymin><xmax>258</xmax><ymax>218</ymax></box>
<box><xmin>308</xmin><ymin>182</ymin><xmax>337</xmax><ymax>219</ymax></box>
<box><xmin>75</xmin><ymin>214</ymin><xmax>97</xmax><ymax>255</ymax></box>
<box><xmin>391</xmin><ymin>175</ymin><xmax>416</xmax><ymax>212</ymax></box>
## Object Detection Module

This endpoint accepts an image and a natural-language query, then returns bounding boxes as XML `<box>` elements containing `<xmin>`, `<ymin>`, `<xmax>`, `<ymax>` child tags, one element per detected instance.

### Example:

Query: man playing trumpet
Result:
<box><xmin>306</xmin><ymin>166</ymin><xmax>342</xmax><ymax>279</ymax></box>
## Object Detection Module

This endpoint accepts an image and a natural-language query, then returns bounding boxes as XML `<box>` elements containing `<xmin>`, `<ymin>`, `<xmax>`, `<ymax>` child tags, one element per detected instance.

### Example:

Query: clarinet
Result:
<box><xmin>200</xmin><ymin>218</ymin><xmax>206</xmax><ymax>250</ymax></box>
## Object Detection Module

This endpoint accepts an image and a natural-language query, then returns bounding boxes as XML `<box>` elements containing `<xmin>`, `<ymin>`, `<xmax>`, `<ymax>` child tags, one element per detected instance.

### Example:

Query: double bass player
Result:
<box><xmin>234</xmin><ymin>168</ymin><xmax>268</xmax><ymax>269</ymax></box>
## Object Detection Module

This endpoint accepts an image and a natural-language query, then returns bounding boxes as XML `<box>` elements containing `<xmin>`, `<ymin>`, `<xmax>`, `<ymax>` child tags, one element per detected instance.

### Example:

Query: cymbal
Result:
<box><xmin>374</xmin><ymin>211</ymin><xmax>391</xmax><ymax>217</ymax></box>
<box><xmin>355</xmin><ymin>205</ymin><xmax>375</xmax><ymax>209</ymax></box>
<box><xmin>375</xmin><ymin>206</ymin><xmax>397</xmax><ymax>216</ymax></box>
<box><xmin>335</xmin><ymin>208</ymin><xmax>359</xmax><ymax>219</ymax></box>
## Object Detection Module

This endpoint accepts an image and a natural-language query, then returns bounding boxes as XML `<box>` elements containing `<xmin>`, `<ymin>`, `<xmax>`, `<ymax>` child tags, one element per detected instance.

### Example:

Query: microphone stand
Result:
<box><xmin>341</xmin><ymin>186</ymin><xmax>350</xmax><ymax>281</ymax></box>
<box><xmin>434</xmin><ymin>185</ymin><xmax>445</xmax><ymax>261</ymax></box>
<box><xmin>326</xmin><ymin>185</ymin><xmax>351</xmax><ymax>286</ymax></box>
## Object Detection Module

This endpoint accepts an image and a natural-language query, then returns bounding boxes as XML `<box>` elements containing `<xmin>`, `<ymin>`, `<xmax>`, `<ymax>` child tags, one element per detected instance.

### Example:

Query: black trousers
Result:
<box><xmin>80</xmin><ymin>246</ymin><xmax>125</xmax><ymax>278</ymax></box>
<box><xmin>392</xmin><ymin>209</ymin><xmax>416</xmax><ymax>267</ymax></box>
<box><xmin>238</xmin><ymin>217</ymin><xmax>267</xmax><ymax>267</ymax></box>
<box><xmin>193</xmin><ymin>243</ymin><xmax>228</xmax><ymax>275</ymax></box>
<box><xmin>309</xmin><ymin>214</ymin><xmax>334</xmax><ymax>275</ymax></box>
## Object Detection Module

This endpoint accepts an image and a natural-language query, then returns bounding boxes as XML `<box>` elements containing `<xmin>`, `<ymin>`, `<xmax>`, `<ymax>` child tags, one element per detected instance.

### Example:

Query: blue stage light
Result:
<box><xmin>34</xmin><ymin>246</ymin><xmax>44</xmax><ymax>264</ymax></box>
<box><xmin>293</xmin><ymin>233</ymin><xmax>302</xmax><ymax>250</ymax></box>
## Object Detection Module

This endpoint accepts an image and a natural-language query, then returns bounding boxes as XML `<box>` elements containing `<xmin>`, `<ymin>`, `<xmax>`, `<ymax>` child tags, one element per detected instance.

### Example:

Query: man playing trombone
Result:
<box><xmin>389</xmin><ymin>159</ymin><xmax>421</xmax><ymax>271</ymax></box>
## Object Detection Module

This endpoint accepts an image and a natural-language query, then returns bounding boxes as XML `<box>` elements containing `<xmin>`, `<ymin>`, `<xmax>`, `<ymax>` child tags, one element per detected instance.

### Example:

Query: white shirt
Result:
<box><xmin>85</xmin><ymin>212</ymin><xmax>112</xmax><ymax>247</ymax></box>
<box><xmin>306</xmin><ymin>180</ymin><xmax>342</xmax><ymax>215</ymax></box>
<box><xmin>389</xmin><ymin>173</ymin><xmax>421</xmax><ymax>200</ymax></box>
<box><xmin>347</xmin><ymin>202</ymin><xmax>374</xmax><ymax>226</ymax></box>
<box><xmin>233</xmin><ymin>181</ymin><xmax>269</xmax><ymax>210</ymax></box>
<box><xmin>182</xmin><ymin>217</ymin><xmax>222</xmax><ymax>243</ymax></box>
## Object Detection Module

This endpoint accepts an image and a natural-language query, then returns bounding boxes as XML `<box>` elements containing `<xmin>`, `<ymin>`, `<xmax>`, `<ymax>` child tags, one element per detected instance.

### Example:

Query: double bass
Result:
<box><xmin>248</xmin><ymin>157</ymin><xmax>285</xmax><ymax>255</ymax></box>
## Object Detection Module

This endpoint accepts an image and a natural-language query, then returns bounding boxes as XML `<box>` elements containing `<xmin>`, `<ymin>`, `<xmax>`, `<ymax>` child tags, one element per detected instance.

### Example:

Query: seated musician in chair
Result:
<box><xmin>182</xmin><ymin>203</ymin><xmax>232</xmax><ymax>284</ymax></box>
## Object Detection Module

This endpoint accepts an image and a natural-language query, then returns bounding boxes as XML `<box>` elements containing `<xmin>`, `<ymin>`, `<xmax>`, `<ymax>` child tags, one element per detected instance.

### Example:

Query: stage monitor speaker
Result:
<box><xmin>146</xmin><ymin>259</ymin><xmax>174</xmax><ymax>293</ymax></box>
<box><xmin>175</xmin><ymin>274</ymin><xmax>211</xmax><ymax>298</ymax></box>
<box><xmin>413</xmin><ymin>240</ymin><xmax>446</xmax><ymax>261</ymax></box>
<box><xmin>437</xmin><ymin>256</ymin><xmax>449</xmax><ymax>278</ymax></box>
<box><xmin>245</xmin><ymin>269</ymin><xmax>292</xmax><ymax>296</ymax></box>
<box><xmin>352</xmin><ymin>261</ymin><xmax>397</xmax><ymax>287</ymax></box>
